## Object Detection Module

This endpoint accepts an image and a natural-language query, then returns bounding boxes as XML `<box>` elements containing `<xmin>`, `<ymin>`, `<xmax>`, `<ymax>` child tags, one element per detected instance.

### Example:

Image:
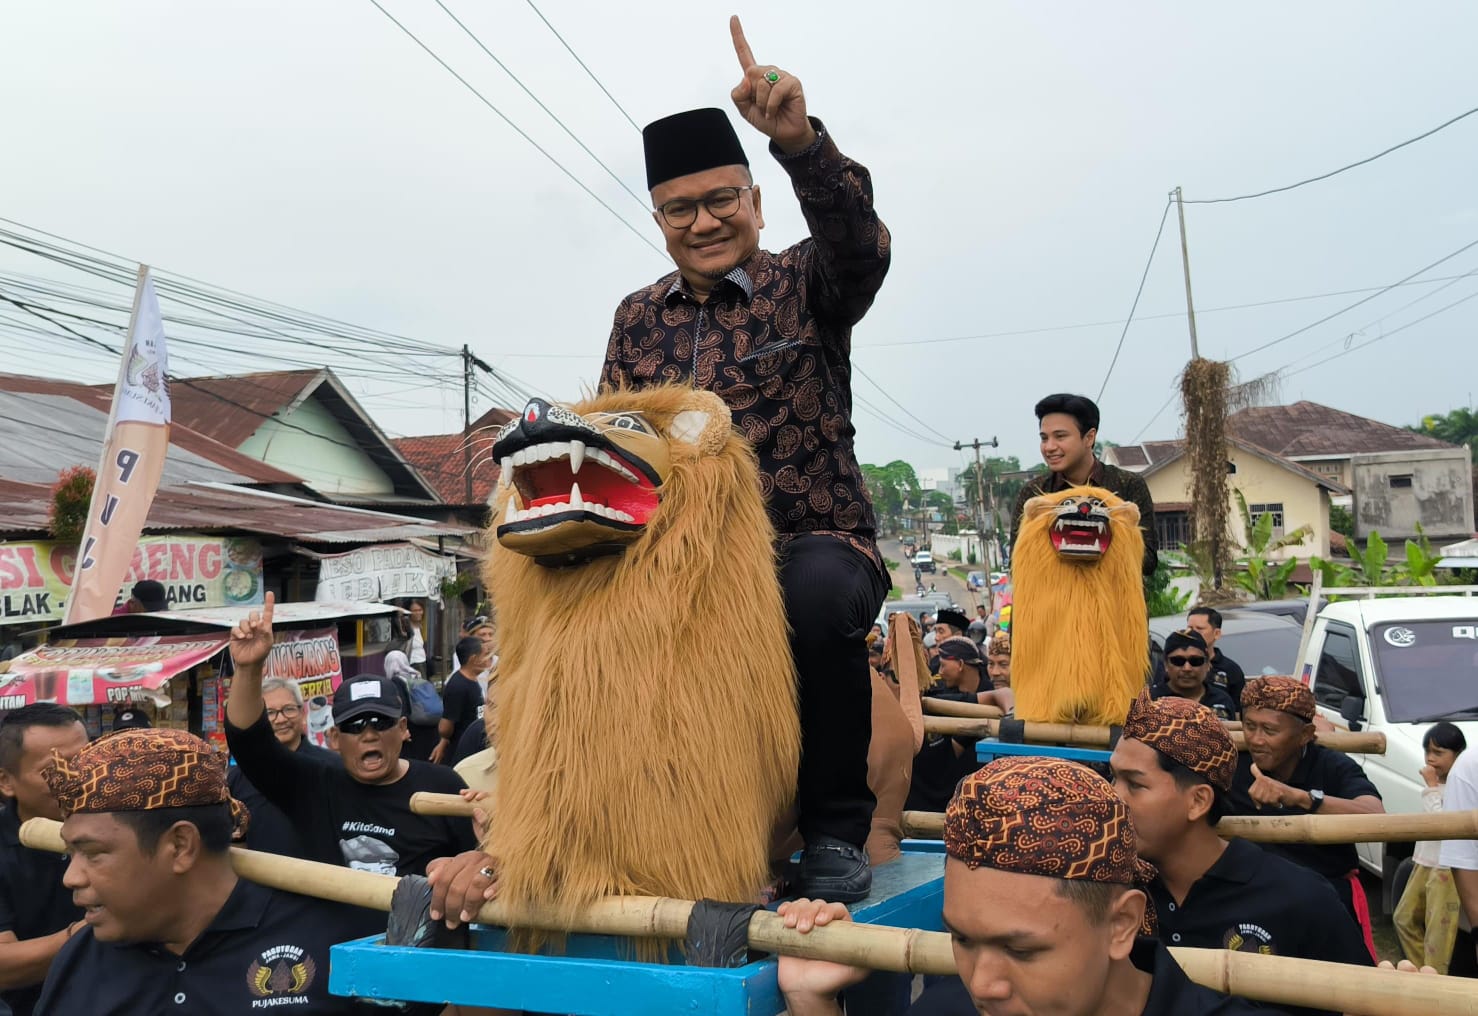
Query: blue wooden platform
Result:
<box><xmin>975</xmin><ymin>739</ymin><xmax>1112</xmax><ymax>765</ymax></box>
<box><xmin>329</xmin><ymin>850</ymin><xmax>944</xmax><ymax>1015</ymax></box>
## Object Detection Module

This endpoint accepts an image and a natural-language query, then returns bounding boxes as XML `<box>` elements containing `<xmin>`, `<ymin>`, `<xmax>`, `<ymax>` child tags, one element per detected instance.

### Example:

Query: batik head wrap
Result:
<box><xmin>1162</xmin><ymin>628</ymin><xmax>1208</xmax><ymax>657</ymax></box>
<box><xmin>1123</xmin><ymin>692</ymin><xmax>1237</xmax><ymax>792</ymax></box>
<box><xmin>44</xmin><ymin>728</ymin><xmax>249</xmax><ymax>838</ymax></box>
<box><xmin>944</xmin><ymin>757</ymin><xmax>1156</xmax><ymax>934</ymax></box>
<box><xmin>1240</xmin><ymin>675</ymin><xmax>1316</xmax><ymax>723</ymax></box>
<box><xmin>986</xmin><ymin>631</ymin><xmax>1011</xmax><ymax>658</ymax></box>
<box><xmin>936</xmin><ymin>636</ymin><xmax>984</xmax><ymax>667</ymax></box>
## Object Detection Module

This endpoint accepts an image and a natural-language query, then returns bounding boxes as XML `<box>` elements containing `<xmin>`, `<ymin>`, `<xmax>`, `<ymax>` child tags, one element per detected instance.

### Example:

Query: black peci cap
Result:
<box><xmin>643</xmin><ymin>108</ymin><xmax>749</xmax><ymax>191</ymax></box>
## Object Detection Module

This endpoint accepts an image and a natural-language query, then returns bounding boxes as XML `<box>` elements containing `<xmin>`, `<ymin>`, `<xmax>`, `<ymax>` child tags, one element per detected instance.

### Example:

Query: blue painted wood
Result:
<box><xmin>329</xmin><ymin>850</ymin><xmax>944</xmax><ymax>1015</ymax></box>
<box><xmin>974</xmin><ymin>739</ymin><xmax>1112</xmax><ymax>764</ymax></box>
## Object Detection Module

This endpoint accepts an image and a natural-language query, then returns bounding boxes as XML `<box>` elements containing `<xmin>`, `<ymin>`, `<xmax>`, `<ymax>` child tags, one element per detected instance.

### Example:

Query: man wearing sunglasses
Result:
<box><xmin>598</xmin><ymin>17</ymin><xmax>891</xmax><ymax>902</ymax></box>
<box><xmin>224</xmin><ymin>594</ymin><xmax>478</xmax><ymax>881</ymax></box>
<box><xmin>1151</xmin><ymin>629</ymin><xmax>1238</xmax><ymax>721</ymax></box>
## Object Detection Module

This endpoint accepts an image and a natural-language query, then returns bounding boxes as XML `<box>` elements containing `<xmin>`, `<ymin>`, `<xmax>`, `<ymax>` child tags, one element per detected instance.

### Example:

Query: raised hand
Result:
<box><xmin>229</xmin><ymin>591</ymin><xmax>276</xmax><ymax>671</ymax></box>
<box><xmin>1248</xmin><ymin>763</ymin><xmax>1299</xmax><ymax>809</ymax></box>
<box><xmin>729</xmin><ymin>15</ymin><xmax>816</xmax><ymax>154</ymax></box>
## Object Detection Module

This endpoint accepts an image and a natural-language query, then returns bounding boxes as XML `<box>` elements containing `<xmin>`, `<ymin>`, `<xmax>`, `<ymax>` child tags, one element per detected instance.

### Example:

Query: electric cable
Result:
<box><xmin>523</xmin><ymin>0</ymin><xmax>642</xmax><ymax>133</ymax></box>
<box><xmin>1097</xmin><ymin>197</ymin><xmax>1173</xmax><ymax>401</ymax></box>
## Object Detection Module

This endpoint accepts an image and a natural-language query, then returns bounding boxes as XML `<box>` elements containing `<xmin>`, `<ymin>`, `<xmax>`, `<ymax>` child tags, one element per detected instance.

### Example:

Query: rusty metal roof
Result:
<box><xmin>0</xmin><ymin>479</ymin><xmax>475</xmax><ymax>542</ymax></box>
<box><xmin>1228</xmin><ymin>401</ymin><xmax>1456</xmax><ymax>458</ymax></box>
<box><xmin>163</xmin><ymin>369</ymin><xmax>324</xmax><ymax>447</ymax></box>
<box><xmin>0</xmin><ymin>373</ymin><xmax>301</xmax><ymax>485</ymax></box>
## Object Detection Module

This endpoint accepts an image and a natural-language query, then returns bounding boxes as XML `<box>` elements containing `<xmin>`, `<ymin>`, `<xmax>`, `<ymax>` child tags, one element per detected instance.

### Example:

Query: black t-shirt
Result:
<box><xmin>452</xmin><ymin>719</ymin><xmax>488</xmax><ymax>766</ymax></box>
<box><xmin>1148</xmin><ymin>838</ymin><xmax>1371</xmax><ymax>1016</ymax></box>
<box><xmin>1149</xmin><ymin>676</ymin><xmax>1240</xmax><ymax>721</ymax></box>
<box><xmin>1209</xmin><ymin>649</ymin><xmax>1246</xmax><ymax>706</ymax></box>
<box><xmin>225</xmin><ymin>709</ymin><xmax>477</xmax><ymax>877</ymax></box>
<box><xmin>441</xmin><ymin>672</ymin><xmax>485</xmax><ymax>751</ymax></box>
<box><xmin>227</xmin><ymin>737</ymin><xmax>340</xmax><ymax>859</ymax></box>
<box><xmin>34</xmin><ymin>878</ymin><xmax>363</xmax><ymax>1015</ymax></box>
<box><xmin>0</xmin><ymin>805</ymin><xmax>82</xmax><ymax>1016</ymax></box>
<box><xmin>905</xmin><ymin>687</ymin><xmax>983</xmax><ymax>813</ymax></box>
<box><xmin>906</xmin><ymin>937</ymin><xmax>1277</xmax><ymax>1015</ymax></box>
<box><xmin>1226</xmin><ymin>745</ymin><xmax>1382</xmax><ymax>881</ymax></box>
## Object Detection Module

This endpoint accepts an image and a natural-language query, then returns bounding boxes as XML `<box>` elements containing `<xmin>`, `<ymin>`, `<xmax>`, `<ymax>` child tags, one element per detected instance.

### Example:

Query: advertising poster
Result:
<box><xmin>262</xmin><ymin>627</ymin><xmax>344</xmax><ymax>748</ymax></box>
<box><xmin>0</xmin><ymin>634</ymin><xmax>230</xmax><ymax>709</ymax></box>
<box><xmin>0</xmin><ymin>535</ymin><xmax>264</xmax><ymax>624</ymax></box>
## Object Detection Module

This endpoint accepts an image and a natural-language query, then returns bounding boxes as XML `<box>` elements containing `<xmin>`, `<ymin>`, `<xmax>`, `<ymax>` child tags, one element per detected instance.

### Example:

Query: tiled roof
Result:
<box><xmin>392</xmin><ymin>406</ymin><xmax>513</xmax><ymax>506</ymax></box>
<box><xmin>1228</xmin><ymin>401</ymin><xmax>1455</xmax><ymax>457</ymax></box>
<box><xmin>1124</xmin><ymin>435</ymin><xmax>1349</xmax><ymax>494</ymax></box>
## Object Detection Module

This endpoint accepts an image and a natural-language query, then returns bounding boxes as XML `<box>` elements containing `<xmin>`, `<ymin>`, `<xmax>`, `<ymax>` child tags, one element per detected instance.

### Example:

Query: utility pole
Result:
<box><xmin>462</xmin><ymin>344</ymin><xmax>474</xmax><ymax>503</ymax></box>
<box><xmin>955</xmin><ymin>437</ymin><xmax>998</xmax><ymax>567</ymax></box>
<box><xmin>1173</xmin><ymin>186</ymin><xmax>1200</xmax><ymax>359</ymax></box>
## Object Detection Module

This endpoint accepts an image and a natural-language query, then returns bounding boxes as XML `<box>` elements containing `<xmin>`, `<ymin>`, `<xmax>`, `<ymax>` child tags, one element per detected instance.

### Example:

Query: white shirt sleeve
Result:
<box><xmin>1439</xmin><ymin>753</ymin><xmax>1478</xmax><ymax>870</ymax></box>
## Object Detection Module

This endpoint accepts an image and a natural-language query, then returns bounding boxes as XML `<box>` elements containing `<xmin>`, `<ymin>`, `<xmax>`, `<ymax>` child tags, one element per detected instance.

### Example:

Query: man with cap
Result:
<box><xmin>1151</xmin><ymin>629</ymin><xmax>1239</xmax><ymax>721</ymax></box>
<box><xmin>600</xmin><ymin>16</ymin><xmax>890</xmax><ymax>901</ymax></box>
<box><xmin>225</xmin><ymin>594</ymin><xmax>477</xmax><ymax>880</ymax></box>
<box><xmin>777</xmin><ymin>756</ymin><xmax>1270</xmax><ymax>1015</ymax></box>
<box><xmin>33</xmin><ymin>729</ymin><xmax>369</xmax><ymax>1014</ymax></box>
<box><xmin>127</xmin><ymin>579</ymin><xmax>167</xmax><ymax>613</ymax></box>
<box><xmin>1111</xmin><ymin>694</ymin><xmax>1371</xmax><ymax>1016</ymax></box>
<box><xmin>1227</xmin><ymin>676</ymin><xmax>1383</xmax><ymax>951</ymax></box>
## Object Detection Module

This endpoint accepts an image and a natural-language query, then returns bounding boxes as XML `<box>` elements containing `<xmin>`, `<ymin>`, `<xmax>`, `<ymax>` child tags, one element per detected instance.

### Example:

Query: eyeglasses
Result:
<box><xmin>266</xmin><ymin>706</ymin><xmax>302</xmax><ymax>721</ymax></box>
<box><xmin>654</xmin><ymin>187</ymin><xmax>753</xmax><ymax>229</ymax></box>
<box><xmin>338</xmin><ymin>714</ymin><xmax>398</xmax><ymax>735</ymax></box>
<box><xmin>1166</xmin><ymin>655</ymin><xmax>1207</xmax><ymax>668</ymax></box>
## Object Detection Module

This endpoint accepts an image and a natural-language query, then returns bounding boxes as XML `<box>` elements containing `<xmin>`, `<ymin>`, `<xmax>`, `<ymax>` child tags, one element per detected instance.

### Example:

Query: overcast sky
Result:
<box><xmin>3</xmin><ymin>1</ymin><xmax>1475</xmax><ymax>476</ymax></box>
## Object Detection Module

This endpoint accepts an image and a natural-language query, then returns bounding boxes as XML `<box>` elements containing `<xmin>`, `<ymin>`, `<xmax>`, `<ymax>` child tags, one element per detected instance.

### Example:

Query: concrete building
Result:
<box><xmin>1107</xmin><ymin>436</ymin><xmax>1348</xmax><ymax>561</ymax></box>
<box><xmin>1226</xmin><ymin>401</ymin><xmax>1473</xmax><ymax>541</ymax></box>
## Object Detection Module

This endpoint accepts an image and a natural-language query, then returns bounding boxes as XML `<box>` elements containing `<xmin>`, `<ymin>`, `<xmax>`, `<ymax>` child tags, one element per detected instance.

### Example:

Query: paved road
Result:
<box><xmin>879</xmin><ymin>537</ymin><xmax>985</xmax><ymax>613</ymax></box>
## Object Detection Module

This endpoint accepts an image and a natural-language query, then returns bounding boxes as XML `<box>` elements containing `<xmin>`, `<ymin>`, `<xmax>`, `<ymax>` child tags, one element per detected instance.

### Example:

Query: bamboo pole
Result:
<box><xmin>919</xmin><ymin>711</ymin><xmax>1386</xmax><ymax>755</ymax></box>
<box><xmin>922</xmin><ymin>699</ymin><xmax>1004</xmax><ymax>719</ymax></box>
<box><xmin>17</xmin><ymin>819</ymin><xmax>1472</xmax><ymax>1015</ymax></box>
<box><xmin>901</xmin><ymin>809</ymin><xmax>1478</xmax><ymax>845</ymax></box>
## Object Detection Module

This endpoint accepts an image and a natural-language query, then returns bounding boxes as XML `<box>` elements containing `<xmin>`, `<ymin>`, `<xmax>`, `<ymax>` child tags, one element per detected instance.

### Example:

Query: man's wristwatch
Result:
<box><xmin>1307</xmin><ymin>788</ymin><xmax>1326</xmax><ymax>812</ymax></box>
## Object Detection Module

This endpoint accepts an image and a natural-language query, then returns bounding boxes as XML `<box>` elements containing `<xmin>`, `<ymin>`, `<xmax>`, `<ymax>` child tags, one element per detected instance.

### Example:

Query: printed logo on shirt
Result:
<box><xmin>1222</xmin><ymin>923</ymin><xmax>1275</xmax><ymax>954</ymax></box>
<box><xmin>246</xmin><ymin>942</ymin><xmax>317</xmax><ymax>1007</ymax></box>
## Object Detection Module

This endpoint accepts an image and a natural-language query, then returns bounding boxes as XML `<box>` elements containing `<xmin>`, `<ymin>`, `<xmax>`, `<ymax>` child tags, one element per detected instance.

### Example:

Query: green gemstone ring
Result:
<box><xmin>765</xmin><ymin>71</ymin><xmax>780</xmax><ymax>83</ymax></box>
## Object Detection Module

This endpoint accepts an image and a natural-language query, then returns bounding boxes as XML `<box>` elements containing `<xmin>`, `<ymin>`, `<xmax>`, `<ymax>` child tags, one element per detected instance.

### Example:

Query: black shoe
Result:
<box><xmin>798</xmin><ymin>836</ymin><xmax>872</xmax><ymax>903</ymax></box>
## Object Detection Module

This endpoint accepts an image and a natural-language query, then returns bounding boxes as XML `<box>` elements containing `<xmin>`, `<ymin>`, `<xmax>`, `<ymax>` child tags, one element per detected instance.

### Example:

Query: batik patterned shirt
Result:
<box><xmin>600</xmin><ymin>120</ymin><xmax>890</xmax><ymax>575</ymax></box>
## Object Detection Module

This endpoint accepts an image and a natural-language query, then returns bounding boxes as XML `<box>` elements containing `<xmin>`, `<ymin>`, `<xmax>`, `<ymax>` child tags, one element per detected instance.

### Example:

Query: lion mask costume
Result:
<box><xmin>484</xmin><ymin>385</ymin><xmax>800</xmax><ymax>934</ymax></box>
<box><xmin>1010</xmin><ymin>486</ymin><xmax>1148</xmax><ymax>726</ymax></box>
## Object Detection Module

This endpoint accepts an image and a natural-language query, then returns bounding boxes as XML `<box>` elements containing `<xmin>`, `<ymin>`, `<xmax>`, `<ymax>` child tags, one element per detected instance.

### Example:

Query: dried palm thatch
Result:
<box><xmin>1181</xmin><ymin>358</ymin><xmax>1233</xmax><ymax>592</ymax></box>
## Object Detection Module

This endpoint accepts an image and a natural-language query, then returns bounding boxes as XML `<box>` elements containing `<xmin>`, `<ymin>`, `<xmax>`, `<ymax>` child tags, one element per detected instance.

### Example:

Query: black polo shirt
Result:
<box><xmin>34</xmin><ymin>878</ymin><xmax>364</xmax><ymax>1015</ymax></box>
<box><xmin>225</xmin><ymin>709</ymin><xmax>477</xmax><ymax>877</ymax></box>
<box><xmin>1149</xmin><ymin>677</ymin><xmax>1240</xmax><ymax>721</ymax></box>
<box><xmin>1226</xmin><ymin>745</ymin><xmax>1381</xmax><ymax>882</ymax></box>
<box><xmin>1149</xmin><ymin>838</ymin><xmax>1371</xmax><ymax>1016</ymax></box>
<box><xmin>1208</xmin><ymin>649</ymin><xmax>1246</xmax><ymax>706</ymax></box>
<box><xmin>904</xmin><ymin>937</ymin><xmax>1276</xmax><ymax>1015</ymax></box>
<box><xmin>0</xmin><ymin>805</ymin><xmax>82</xmax><ymax>1016</ymax></box>
<box><xmin>227</xmin><ymin>737</ymin><xmax>340</xmax><ymax>859</ymax></box>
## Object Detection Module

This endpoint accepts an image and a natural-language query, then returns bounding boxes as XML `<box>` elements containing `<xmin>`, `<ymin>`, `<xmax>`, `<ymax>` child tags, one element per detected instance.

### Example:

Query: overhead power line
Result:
<box><xmin>1186</xmin><ymin>104</ymin><xmax>1478</xmax><ymax>205</ymax></box>
<box><xmin>1097</xmin><ymin>197</ymin><xmax>1173</xmax><ymax>401</ymax></box>
<box><xmin>364</xmin><ymin>0</ymin><xmax>666</xmax><ymax>260</ymax></box>
<box><xmin>1228</xmin><ymin>236</ymin><xmax>1478</xmax><ymax>363</ymax></box>
<box><xmin>852</xmin><ymin>363</ymin><xmax>955</xmax><ymax>443</ymax></box>
<box><xmin>1283</xmin><ymin>288</ymin><xmax>1478</xmax><ymax>379</ymax></box>
<box><xmin>523</xmin><ymin>0</ymin><xmax>642</xmax><ymax>133</ymax></box>
<box><xmin>431</xmin><ymin>0</ymin><xmax>649</xmax><ymax>212</ymax></box>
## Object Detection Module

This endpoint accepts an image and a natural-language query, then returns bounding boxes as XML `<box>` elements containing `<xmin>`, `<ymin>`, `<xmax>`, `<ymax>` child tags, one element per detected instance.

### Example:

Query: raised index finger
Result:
<box><xmin>261</xmin><ymin>589</ymin><xmax>275</xmax><ymax>627</ymax></box>
<box><xmin>729</xmin><ymin>15</ymin><xmax>756</xmax><ymax>71</ymax></box>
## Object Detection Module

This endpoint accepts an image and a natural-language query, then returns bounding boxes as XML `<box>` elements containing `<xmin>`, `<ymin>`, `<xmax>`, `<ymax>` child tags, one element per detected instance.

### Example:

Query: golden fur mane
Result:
<box><xmin>483</xmin><ymin>385</ymin><xmax>800</xmax><ymax>938</ymax></box>
<box><xmin>1010</xmin><ymin>485</ymin><xmax>1148</xmax><ymax>726</ymax></box>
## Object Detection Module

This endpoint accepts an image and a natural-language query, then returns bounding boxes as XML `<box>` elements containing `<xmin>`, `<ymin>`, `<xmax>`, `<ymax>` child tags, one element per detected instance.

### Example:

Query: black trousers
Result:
<box><xmin>780</xmin><ymin>534</ymin><xmax>889</xmax><ymax>848</ymax></box>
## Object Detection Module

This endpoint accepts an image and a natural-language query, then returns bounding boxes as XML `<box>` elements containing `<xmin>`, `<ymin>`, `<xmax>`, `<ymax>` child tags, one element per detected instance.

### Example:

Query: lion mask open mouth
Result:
<box><xmin>1046</xmin><ymin>494</ymin><xmax>1113</xmax><ymax>561</ymax></box>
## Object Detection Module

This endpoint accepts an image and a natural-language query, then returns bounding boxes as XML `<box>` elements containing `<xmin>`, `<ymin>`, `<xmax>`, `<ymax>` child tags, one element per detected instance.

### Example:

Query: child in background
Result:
<box><xmin>1393</xmin><ymin>721</ymin><xmax>1468</xmax><ymax>972</ymax></box>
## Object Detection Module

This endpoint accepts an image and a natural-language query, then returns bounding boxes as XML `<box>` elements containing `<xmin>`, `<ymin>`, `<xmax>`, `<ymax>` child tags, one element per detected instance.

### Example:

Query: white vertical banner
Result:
<box><xmin>64</xmin><ymin>265</ymin><xmax>172</xmax><ymax>624</ymax></box>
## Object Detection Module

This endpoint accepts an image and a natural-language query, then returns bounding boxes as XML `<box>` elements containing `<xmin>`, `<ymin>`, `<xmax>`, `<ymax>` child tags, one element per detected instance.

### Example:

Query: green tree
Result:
<box><xmin>1408</xmin><ymin>407</ymin><xmax>1478</xmax><ymax>463</ymax></box>
<box><xmin>862</xmin><ymin>459</ymin><xmax>921</xmax><ymax>533</ymax></box>
<box><xmin>1146</xmin><ymin>558</ymin><xmax>1190</xmax><ymax>617</ymax></box>
<box><xmin>1329</xmin><ymin>503</ymin><xmax>1354</xmax><ymax>540</ymax></box>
